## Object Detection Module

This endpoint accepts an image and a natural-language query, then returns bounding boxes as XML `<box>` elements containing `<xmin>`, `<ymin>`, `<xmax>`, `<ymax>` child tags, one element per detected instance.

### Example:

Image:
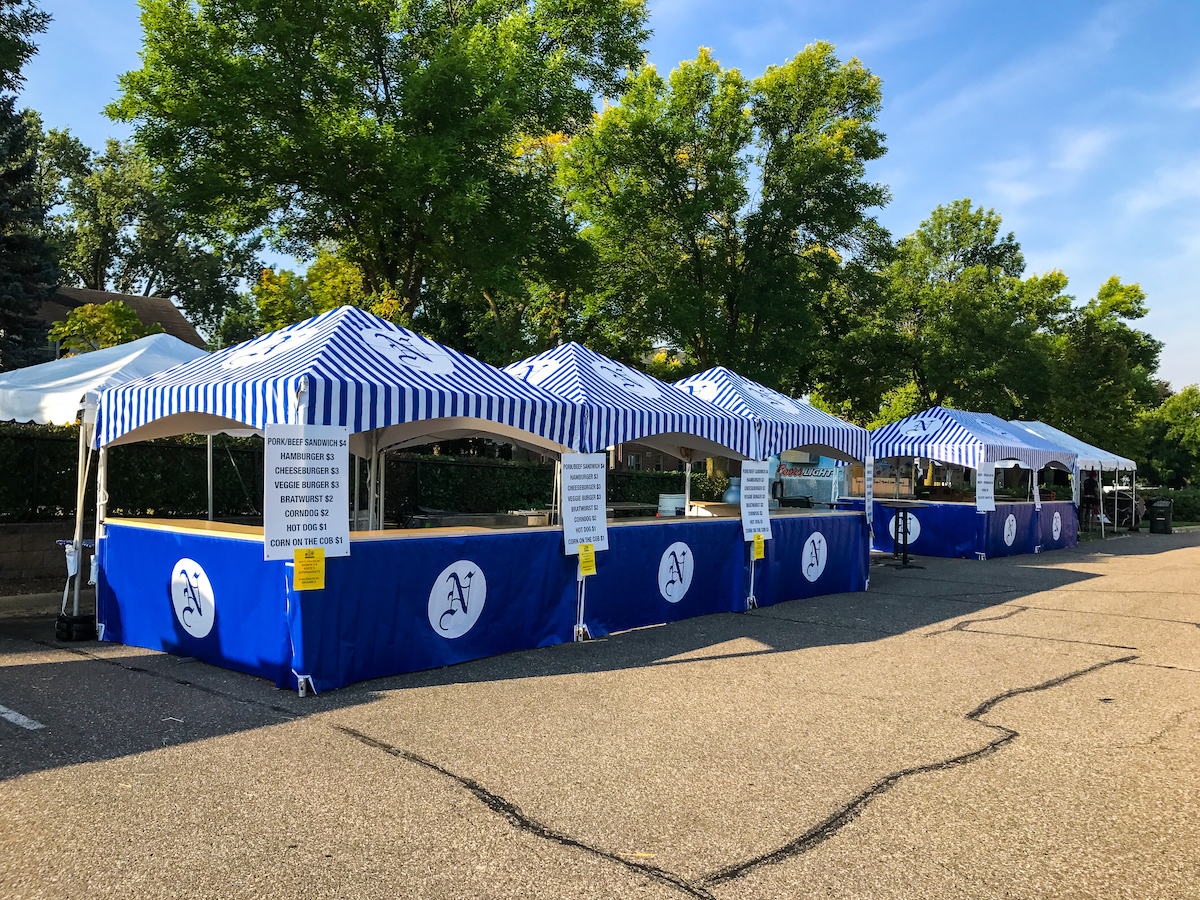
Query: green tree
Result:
<box><xmin>822</xmin><ymin>200</ymin><xmax>1072</xmax><ymax>423</ymax></box>
<box><xmin>561</xmin><ymin>44</ymin><xmax>890</xmax><ymax>383</ymax></box>
<box><xmin>47</xmin><ymin>298</ymin><xmax>164</xmax><ymax>353</ymax></box>
<box><xmin>1048</xmin><ymin>276</ymin><xmax>1162</xmax><ymax>458</ymax></box>
<box><xmin>0</xmin><ymin>0</ymin><xmax>56</xmax><ymax>370</ymax></box>
<box><xmin>33</xmin><ymin>127</ymin><xmax>258</xmax><ymax>334</ymax></box>
<box><xmin>110</xmin><ymin>0</ymin><xmax>648</xmax><ymax>337</ymax></box>
<box><xmin>1140</xmin><ymin>384</ymin><xmax>1198</xmax><ymax>487</ymax></box>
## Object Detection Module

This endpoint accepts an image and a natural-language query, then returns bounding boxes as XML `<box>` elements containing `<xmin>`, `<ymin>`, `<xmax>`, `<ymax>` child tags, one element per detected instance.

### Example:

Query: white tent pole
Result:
<box><xmin>1131</xmin><ymin>469</ymin><xmax>1136</xmax><ymax>530</ymax></box>
<box><xmin>379</xmin><ymin>448</ymin><xmax>387</xmax><ymax>530</ymax></box>
<box><xmin>1114</xmin><ymin>469</ymin><xmax>1119</xmax><ymax>531</ymax></box>
<box><xmin>552</xmin><ymin>458</ymin><xmax>561</xmax><ymax>527</ymax></box>
<box><xmin>94</xmin><ymin>446</ymin><xmax>108</xmax><ymax>545</ymax></box>
<box><xmin>70</xmin><ymin>419</ymin><xmax>87</xmax><ymax>616</ymax></box>
<box><xmin>685</xmin><ymin>459</ymin><xmax>693</xmax><ymax>515</ymax></box>
<box><xmin>353</xmin><ymin>454</ymin><xmax>361</xmax><ymax>531</ymax></box>
<box><xmin>367</xmin><ymin>435</ymin><xmax>378</xmax><ymax>531</ymax></box>
<box><xmin>207</xmin><ymin>435</ymin><xmax>214</xmax><ymax>522</ymax></box>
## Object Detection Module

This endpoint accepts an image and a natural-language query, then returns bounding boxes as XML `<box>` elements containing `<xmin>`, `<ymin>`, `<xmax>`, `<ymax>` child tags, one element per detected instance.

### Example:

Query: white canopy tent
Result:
<box><xmin>1012</xmin><ymin>420</ymin><xmax>1137</xmax><ymax>533</ymax></box>
<box><xmin>0</xmin><ymin>334</ymin><xmax>208</xmax><ymax>619</ymax></box>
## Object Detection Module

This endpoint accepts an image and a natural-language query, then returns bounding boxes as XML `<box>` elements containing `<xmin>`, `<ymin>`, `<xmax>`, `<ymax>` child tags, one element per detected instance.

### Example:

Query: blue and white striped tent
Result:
<box><xmin>504</xmin><ymin>344</ymin><xmax>758</xmax><ymax>459</ymax></box>
<box><xmin>871</xmin><ymin>407</ymin><xmax>1076</xmax><ymax>472</ymax></box>
<box><xmin>675</xmin><ymin>367</ymin><xmax>869</xmax><ymax>463</ymax></box>
<box><xmin>96</xmin><ymin>306</ymin><xmax>582</xmax><ymax>455</ymax></box>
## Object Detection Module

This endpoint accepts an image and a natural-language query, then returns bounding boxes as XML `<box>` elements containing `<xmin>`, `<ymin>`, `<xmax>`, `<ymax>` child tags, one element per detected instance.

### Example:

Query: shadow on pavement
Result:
<box><xmin>1</xmin><ymin>532</ymin><xmax>1172</xmax><ymax>783</ymax></box>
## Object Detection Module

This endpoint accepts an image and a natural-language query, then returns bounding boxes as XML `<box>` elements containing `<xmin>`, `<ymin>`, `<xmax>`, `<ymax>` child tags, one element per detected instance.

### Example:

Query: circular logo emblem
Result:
<box><xmin>744</xmin><ymin>381</ymin><xmax>793</xmax><ymax>411</ymax></box>
<box><xmin>898</xmin><ymin>417</ymin><xmax>944</xmax><ymax>438</ymax></box>
<box><xmin>222</xmin><ymin>328</ymin><xmax>319</xmax><ymax>369</ymax></box>
<box><xmin>428</xmin><ymin>560</ymin><xmax>486</xmax><ymax>639</ymax></box>
<box><xmin>657</xmin><ymin>541</ymin><xmax>694</xmax><ymax>602</ymax></box>
<box><xmin>511</xmin><ymin>357</ymin><xmax>562</xmax><ymax>386</ymax></box>
<box><xmin>170</xmin><ymin>558</ymin><xmax>215</xmax><ymax>639</ymax></box>
<box><xmin>362</xmin><ymin>327</ymin><xmax>456</xmax><ymax>375</ymax></box>
<box><xmin>888</xmin><ymin>512</ymin><xmax>922</xmax><ymax>544</ymax></box>
<box><xmin>590</xmin><ymin>358</ymin><xmax>661</xmax><ymax>399</ymax></box>
<box><xmin>1052</xmin><ymin>511</ymin><xmax>1062</xmax><ymax>540</ymax></box>
<box><xmin>1003</xmin><ymin>513</ymin><xmax>1018</xmax><ymax>546</ymax></box>
<box><xmin>682</xmin><ymin>379</ymin><xmax>720</xmax><ymax>402</ymax></box>
<box><xmin>802</xmin><ymin>532</ymin><xmax>828</xmax><ymax>582</ymax></box>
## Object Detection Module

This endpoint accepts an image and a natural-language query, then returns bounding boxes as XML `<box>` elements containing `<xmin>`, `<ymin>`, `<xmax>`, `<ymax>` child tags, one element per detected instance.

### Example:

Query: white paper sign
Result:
<box><xmin>264</xmin><ymin>423</ymin><xmax>351</xmax><ymax>561</ymax></box>
<box><xmin>975</xmin><ymin>463</ymin><xmax>996</xmax><ymax>512</ymax></box>
<box><xmin>864</xmin><ymin>455</ymin><xmax>874</xmax><ymax>523</ymax></box>
<box><xmin>561</xmin><ymin>452</ymin><xmax>609</xmax><ymax>555</ymax></box>
<box><xmin>740</xmin><ymin>460</ymin><xmax>773</xmax><ymax>541</ymax></box>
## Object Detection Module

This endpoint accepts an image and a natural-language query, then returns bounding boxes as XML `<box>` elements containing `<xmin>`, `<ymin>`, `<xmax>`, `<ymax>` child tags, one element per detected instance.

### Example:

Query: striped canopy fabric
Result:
<box><xmin>96</xmin><ymin>306</ymin><xmax>581</xmax><ymax>452</ymax></box>
<box><xmin>1012</xmin><ymin>421</ymin><xmax>1134</xmax><ymax>472</ymax></box>
<box><xmin>504</xmin><ymin>344</ymin><xmax>758</xmax><ymax>459</ymax></box>
<box><xmin>675</xmin><ymin>367</ymin><xmax>870</xmax><ymax>463</ymax></box>
<box><xmin>871</xmin><ymin>406</ymin><xmax>1076</xmax><ymax>471</ymax></box>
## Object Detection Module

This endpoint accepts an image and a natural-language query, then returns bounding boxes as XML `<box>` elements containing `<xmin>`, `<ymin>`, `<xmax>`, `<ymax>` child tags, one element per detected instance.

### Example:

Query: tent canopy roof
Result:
<box><xmin>504</xmin><ymin>343</ymin><xmax>758</xmax><ymax>459</ymax></box>
<box><xmin>871</xmin><ymin>406</ymin><xmax>1076</xmax><ymax>471</ymax></box>
<box><xmin>1012</xmin><ymin>421</ymin><xmax>1135</xmax><ymax>472</ymax></box>
<box><xmin>0</xmin><ymin>333</ymin><xmax>207</xmax><ymax>426</ymax></box>
<box><xmin>96</xmin><ymin>306</ymin><xmax>581</xmax><ymax>454</ymax></box>
<box><xmin>675</xmin><ymin>366</ymin><xmax>869</xmax><ymax>463</ymax></box>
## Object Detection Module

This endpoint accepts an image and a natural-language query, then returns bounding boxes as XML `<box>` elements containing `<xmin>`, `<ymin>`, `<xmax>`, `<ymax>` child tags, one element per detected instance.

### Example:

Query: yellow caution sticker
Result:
<box><xmin>578</xmin><ymin>542</ymin><xmax>597</xmax><ymax>577</ymax></box>
<box><xmin>294</xmin><ymin>547</ymin><xmax>325</xmax><ymax>590</ymax></box>
<box><xmin>753</xmin><ymin>532</ymin><xmax>765</xmax><ymax>560</ymax></box>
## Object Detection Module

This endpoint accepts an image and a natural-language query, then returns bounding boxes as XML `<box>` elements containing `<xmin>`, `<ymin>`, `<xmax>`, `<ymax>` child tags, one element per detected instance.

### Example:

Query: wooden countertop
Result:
<box><xmin>105</xmin><ymin>506</ymin><xmax>865</xmax><ymax>543</ymax></box>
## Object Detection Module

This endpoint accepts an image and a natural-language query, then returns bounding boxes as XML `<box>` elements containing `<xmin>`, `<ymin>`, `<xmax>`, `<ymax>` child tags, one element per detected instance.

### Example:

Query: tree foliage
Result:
<box><xmin>110</xmin><ymin>0</ymin><xmax>649</xmax><ymax>342</ymax></box>
<box><xmin>0</xmin><ymin>0</ymin><xmax>56</xmax><ymax>370</ymax></box>
<box><xmin>47</xmin><ymin>298</ymin><xmax>163</xmax><ymax>354</ymax></box>
<box><xmin>560</xmin><ymin>44</ymin><xmax>890</xmax><ymax>382</ymax></box>
<box><xmin>33</xmin><ymin>125</ymin><xmax>258</xmax><ymax>334</ymax></box>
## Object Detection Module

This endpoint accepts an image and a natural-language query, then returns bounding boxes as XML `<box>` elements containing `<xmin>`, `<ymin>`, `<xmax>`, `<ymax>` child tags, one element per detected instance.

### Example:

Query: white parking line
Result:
<box><xmin>0</xmin><ymin>704</ymin><xmax>45</xmax><ymax>731</ymax></box>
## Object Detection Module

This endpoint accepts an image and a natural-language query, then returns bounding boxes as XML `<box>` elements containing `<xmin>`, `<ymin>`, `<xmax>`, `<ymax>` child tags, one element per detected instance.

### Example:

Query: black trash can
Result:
<box><xmin>1149</xmin><ymin>498</ymin><xmax>1173</xmax><ymax>534</ymax></box>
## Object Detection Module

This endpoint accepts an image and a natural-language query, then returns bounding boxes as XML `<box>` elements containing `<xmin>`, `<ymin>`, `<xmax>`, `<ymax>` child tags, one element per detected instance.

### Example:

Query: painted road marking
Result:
<box><xmin>0</xmin><ymin>704</ymin><xmax>45</xmax><ymax>731</ymax></box>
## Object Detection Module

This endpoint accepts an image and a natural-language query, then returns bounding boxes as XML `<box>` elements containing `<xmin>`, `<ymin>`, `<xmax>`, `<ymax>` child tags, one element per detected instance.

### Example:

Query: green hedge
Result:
<box><xmin>1146</xmin><ymin>488</ymin><xmax>1200</xmax><ymax>522</ymax></box>
<box><xmin>0</xmin><ymin>424</ymin><xmax>725</xmax><ymax>520</ymax></box>
<box><xmin>0</xmin><ymin>423</ymin><xmax>263</xmax><ymax>521</ymax></box>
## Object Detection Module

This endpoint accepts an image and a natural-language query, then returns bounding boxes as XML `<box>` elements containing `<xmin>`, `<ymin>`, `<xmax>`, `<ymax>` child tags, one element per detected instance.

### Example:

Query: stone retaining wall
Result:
<box><xmin>0</xmin><ymin>522</ymin><xmax>93</xmax><ymax>582</ymax></box>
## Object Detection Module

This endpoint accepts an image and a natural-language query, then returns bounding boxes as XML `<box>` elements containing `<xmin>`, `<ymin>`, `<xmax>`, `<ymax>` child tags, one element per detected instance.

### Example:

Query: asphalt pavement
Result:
<box><xmin>1</xmin><ymin>531</ymin><xmax>1197</xmax><ymax>899</ymax></box>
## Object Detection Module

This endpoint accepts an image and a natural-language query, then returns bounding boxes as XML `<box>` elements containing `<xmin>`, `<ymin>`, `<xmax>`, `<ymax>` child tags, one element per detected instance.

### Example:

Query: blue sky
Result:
<box><xmin>19</xmin><ymin>0</ymin><xmax>1200</xmax><ymax>389</ymax></box>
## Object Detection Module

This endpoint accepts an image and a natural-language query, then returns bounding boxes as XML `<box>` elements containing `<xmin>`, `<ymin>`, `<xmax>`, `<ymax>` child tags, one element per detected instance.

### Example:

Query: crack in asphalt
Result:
<box><xmin>925</xmin><ymin>607</ymin><xmax>1138</xmax><ymax>650</ymax></box>
<box><xmin>336</xmin><ymin>656</ymin><xmax>1138</xmax><ymax>898</ymax></box>
<box><xmin>925</xmin><ymin>605</ymin><xmax>1028</xmax><ymax>637</ymax></box>
<box><xmin>698</xmin><ymin>654</ymin><xmax>1138</xmax><ymax>887</ymax></box>
<box><xmin>333</xmin><ymin>724</ymin><xmax>718</xmax><ymax>900</ymax></box>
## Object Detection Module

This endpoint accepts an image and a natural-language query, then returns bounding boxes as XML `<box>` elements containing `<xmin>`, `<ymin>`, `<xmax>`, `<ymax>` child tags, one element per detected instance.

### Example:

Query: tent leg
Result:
<box><xmin>207</xmin><ymin>435</ymin><xmax>214</xmax><ymax>522</ymax></box>
<box><xmin>552</xmin><ymin>459</ymin><xmax>561</xmax><ymax>527</ymax></box>
<box><xmin>353</xmin><ymin>455</ymin><xmax>361</xmax><ymax>531</ymax></box>
<box><xmin>92</xmin><ymin>445</ymin><xmax>108</xmax><ymax>590</ymax></box>
<box><xmin>379</xmin><ymin>449</ymin><xmax>387</xmax><ymax>530</ymax></box>
<box><xmin>367</xmin><ymin>441</ymin><xmax>378</xmax><ymax>531</ymax></box>
<box><xmin>69</xmin><ymin>421</ymin><xmax>87</xmax><ymax>617</ymax></box>
<box><xmin>1131</xmin><ymin>474</ymin><xmax>1137</xmax><ymax>530</ymax></box>
<box><xmin>685</xmin><ymin>459</ymin><xmax>692</xmax><ymax>515</ymax></box>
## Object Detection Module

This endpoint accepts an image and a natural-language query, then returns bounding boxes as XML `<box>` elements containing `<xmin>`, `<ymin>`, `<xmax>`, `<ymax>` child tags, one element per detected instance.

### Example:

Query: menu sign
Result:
<box><xmin>264</xmin><ymin>423</ymin><xmax>350</xmax><ymax>561</ymax></box>
<box><xmin>975</xmin><ymin>463</ymin><xmax>996</xmax><ymax>512</ymax></box>
<box><xmin>561</xmin><ymin>452</ymin><xmax>609</xmax><ymax>555</ymax></box>
<box><xmin>740</xmin><ymin>460</ymin><xmax>773</xmax><ymax>542</ymax></box>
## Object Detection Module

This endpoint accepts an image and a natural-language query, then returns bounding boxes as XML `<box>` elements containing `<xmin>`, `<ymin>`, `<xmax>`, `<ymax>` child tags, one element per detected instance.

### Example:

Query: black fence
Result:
<box><xmin>1</xmin><ymin>424</ymin><xmax>731</xmax><ymax>522</ymax></box>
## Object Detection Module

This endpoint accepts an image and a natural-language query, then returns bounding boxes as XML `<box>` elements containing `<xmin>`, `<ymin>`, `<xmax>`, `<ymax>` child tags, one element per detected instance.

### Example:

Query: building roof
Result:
<box><xmin>39</xmin><ymin>286</ymin><xmax>207</xmax><ymax>350</ymax></box>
